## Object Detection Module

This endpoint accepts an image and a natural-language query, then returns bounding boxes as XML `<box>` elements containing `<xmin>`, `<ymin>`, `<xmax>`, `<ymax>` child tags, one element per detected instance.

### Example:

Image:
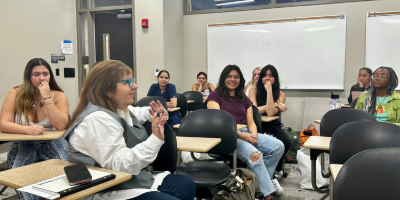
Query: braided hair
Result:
<box><xmin>363</xmin><ymin>66</ymin><xmax>398</xmax><ymax>115</ymax></box>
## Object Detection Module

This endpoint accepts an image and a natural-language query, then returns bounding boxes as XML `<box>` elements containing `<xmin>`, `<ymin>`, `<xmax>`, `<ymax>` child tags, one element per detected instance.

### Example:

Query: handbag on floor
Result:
<box><xmin>299</xmin><ymin>124</ymin><xmax>318</xmax><ymax>146</ymax></box>
<box><xmin>297</xmin><ymin>147</ymin><xmax>329</xmax><ymax>190</ymax></box>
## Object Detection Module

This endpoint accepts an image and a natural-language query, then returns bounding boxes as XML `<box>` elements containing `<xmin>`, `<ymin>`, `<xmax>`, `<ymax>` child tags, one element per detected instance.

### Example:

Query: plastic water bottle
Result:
<box><xmin>330</xmin><ymin>91</ymin><xmax>341</xmax><ymax>110</ymax></box>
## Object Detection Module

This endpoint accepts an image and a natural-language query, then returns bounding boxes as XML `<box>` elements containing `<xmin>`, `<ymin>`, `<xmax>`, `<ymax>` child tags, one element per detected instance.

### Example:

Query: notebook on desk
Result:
<box><xmin>17</xmin><ymin>169</ymin><xmax>115</xmax><ymax>199</ymax></box>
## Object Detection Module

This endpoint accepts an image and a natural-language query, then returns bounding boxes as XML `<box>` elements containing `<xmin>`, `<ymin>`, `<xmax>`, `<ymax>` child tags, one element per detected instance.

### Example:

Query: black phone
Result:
<box><xmin>64</xmin><ymin>163</ymin><xmax>92</xmax><ymax>186</ymax></box>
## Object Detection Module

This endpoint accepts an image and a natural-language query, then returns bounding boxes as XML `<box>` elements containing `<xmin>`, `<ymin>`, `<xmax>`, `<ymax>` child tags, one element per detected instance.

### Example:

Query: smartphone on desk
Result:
<box><xmin>64</xmin><ymin>163</ymin><xmax>92</xmax><ymax>186</ymax></box>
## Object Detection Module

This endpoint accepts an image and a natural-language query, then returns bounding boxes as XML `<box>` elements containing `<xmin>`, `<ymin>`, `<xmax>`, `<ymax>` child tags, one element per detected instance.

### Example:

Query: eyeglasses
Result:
<box><xmin>226</xmin><ymin>75</ymin><xmax>240</xmax><ymax>80</ymax></box>
<box><xmin>118</xmin><ymin>78</ymin><xmax>135</xmax><ymax>87</ymax></box>
<box><xmin>253</xmin><ymin>73</ymin><xmax>260</xmax><ymax>77</ymax></box>
<box><xmin>372</xmin><ymin>75</ymin><xmax>390</xmax><ymax>80</ymax></box>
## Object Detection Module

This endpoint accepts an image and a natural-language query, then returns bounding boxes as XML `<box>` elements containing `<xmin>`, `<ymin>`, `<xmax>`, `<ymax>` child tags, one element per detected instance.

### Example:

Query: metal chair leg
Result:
<box><xmin>311</xmin><ymin>160</ymin><xmax>329</xmax><ymax>193</ymax></box>
<box><xmin>0</xmin><ymin>186</ymin><xmax>7</xmax><ymax>195</ymax></box>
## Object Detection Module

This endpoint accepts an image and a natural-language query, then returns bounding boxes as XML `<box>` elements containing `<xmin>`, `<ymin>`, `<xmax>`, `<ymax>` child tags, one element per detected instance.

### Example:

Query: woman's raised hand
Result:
<box><xmin>151</xmin><ymin>111</ymin><xmax>167</xmax><ymax>141</ymax></box>
<box><xmin>148</xmin><ymin>100</ymin><xmax>168</xmax><ymax>119</ymax></box>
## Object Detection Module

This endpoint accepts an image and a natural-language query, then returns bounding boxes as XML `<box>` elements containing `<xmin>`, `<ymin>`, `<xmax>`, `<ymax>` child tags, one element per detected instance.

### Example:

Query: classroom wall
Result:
<box><xmin>164</xmin><ymin>0</ymin><xmax>185</xmax><ymax>93</ymax></box>
<box><xmin>183</xmin><ymin>0</ymin><xmax>400</xmax><ymax>131</ymax></box>
<box><xmin>134</xmin><ymin>0</ymin><xmax>165</xmax><ymax>99</ymax></box>
<box><xmin>0</xmin><ymin>0</ymin><xmax>78</xmax><ymax>115</ymax></box>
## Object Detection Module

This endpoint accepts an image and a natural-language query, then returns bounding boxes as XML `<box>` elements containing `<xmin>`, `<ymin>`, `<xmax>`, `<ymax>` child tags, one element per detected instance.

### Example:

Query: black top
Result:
<box><xmin>348</xmin><ymin>84</ymin><xmax>370</xmax><ymax>104</ymax></box>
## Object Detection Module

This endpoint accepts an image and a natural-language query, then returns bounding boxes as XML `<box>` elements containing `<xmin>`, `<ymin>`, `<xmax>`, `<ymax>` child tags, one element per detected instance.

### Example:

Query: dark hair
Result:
<box><xmin>15</xmin><ymin>58</ymin><xmax>63</xmax><ymax>124</ymax></box>
<box><xmin>197</xmin><ymin>72</ymin><xmax>207</xmax><ymax>80</ymax></box>
<box><xmin>215</xmin><ymin>65</ymin><xmax>246</xmax><ymax>102</ymax></box>
<box><xmin>256</xmin><ymin>64</ymin><xmax>281</xmax><ymax>106</ymax></box>
<box><xmin>359</xmin><ymin>67</ymin><xmax>372</xmax><ymax>76</ymax></box>
<box><xmin>157</xmin><ymin>70</ymin><xmax>170</xmax><ymax>78</ymax></box>
<box><xmin>363</xmin><ymin>66</ymin><xmax>398</xmax><ymax>115</ymax></box>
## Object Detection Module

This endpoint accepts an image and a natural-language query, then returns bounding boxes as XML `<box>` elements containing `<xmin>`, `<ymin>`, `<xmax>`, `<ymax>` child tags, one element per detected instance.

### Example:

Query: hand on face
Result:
<box><xmin>38</xmin><ymin>81</ymin><xmax>51</xmax><ymax>99</ymax></box>
<box><xmin>151</xmin><ymin>110</ymin><xmax>167</xmax><ymax>141</ymax></box>
<box><xmin>264</xmin><ymin>81</ymin><xmax>272</xmax><ymax>92</ymax></box>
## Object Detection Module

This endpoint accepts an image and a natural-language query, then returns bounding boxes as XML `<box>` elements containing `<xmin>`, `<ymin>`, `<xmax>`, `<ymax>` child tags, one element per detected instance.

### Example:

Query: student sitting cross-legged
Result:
<box><xmin>355</xmin><ymin>66</ymin><xmax>400</xmax><ymax>125</ymax></box>
<box><xmin>63</xmin><ymin>60</ymin><xmax>195</xmax><ymax>200</ymax></box>
<box><xmin>206</xmin><ymin>64</ymin><xmax>284</xmax><ymax>199</ymax></box>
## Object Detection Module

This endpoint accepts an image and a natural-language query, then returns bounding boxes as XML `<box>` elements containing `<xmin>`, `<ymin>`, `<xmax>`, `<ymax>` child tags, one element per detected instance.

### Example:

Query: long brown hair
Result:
<box><xmin>67</xmin><ymin>60</ymin><xmax>132</xmax><ymax>129</ymax></box>
<box><xmin>15</xmin><ymin>58</ymin><xmax>63</xmax><ymax>124</ymax></box>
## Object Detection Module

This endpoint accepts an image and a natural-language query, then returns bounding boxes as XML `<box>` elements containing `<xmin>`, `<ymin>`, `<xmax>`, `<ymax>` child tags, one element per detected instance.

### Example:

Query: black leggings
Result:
<box><xmin>261</xmin><ymin>120</ymin><xmax>291</xmax><ymax>171</ymax></box>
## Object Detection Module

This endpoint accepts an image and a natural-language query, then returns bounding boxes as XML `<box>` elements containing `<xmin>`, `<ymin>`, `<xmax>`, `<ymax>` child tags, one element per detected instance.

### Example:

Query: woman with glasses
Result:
<box><xmin>64</xmin><ymin>60</ymin><xmax>195</xmax><ymax>200</ymax></box>
<box><xmin>192</xmin><ymin>72</ymin><xmax>215</xmax><ymax>100</ymax></box>
<box><xmin>244</xmin><ymin>67</ymin><xmax>262</xmax><ymax>96</ymax></box>
<box><xmin>355</xmin><ymin>66</ymin><xmax>400</xmax><ymax>125</ymax></box>
<box><xmin>248</xmin><ymin>64</ymin><xmax>291</xmax><ymax>179</ymax></box>
<box><xmin>148</xmin><ymin>70</ymin><xmax>181</xmax><ymax>128</ymax></box>
<box><xmin>206</xmin><ymin>65</ymin><xmax>284</xmax><ymax>199</ymax></box>
<box><xmin>0</xmin><ymin>58</ymin><xmax>69</xmax><ymax>200</ymax></box>
<box><xmin>348</xmin><ymin>67</ymin><xmax>372</xmax><ymax>104</ymax></box>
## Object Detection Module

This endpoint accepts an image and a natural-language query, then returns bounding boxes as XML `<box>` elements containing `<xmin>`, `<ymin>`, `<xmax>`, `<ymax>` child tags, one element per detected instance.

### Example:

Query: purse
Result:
<box><xmin>299</xmin><ymin>124</ymin><xmax>318</xmax><ymax>146</ymax></box>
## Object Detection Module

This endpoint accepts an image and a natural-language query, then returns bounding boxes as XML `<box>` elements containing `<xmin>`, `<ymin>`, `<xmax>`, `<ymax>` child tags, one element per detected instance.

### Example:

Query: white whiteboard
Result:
<box><xmin>207</xmin><ymin>16</ymin><xmax>347</xmax><ymax>90</ymax></box>
<box><xmin>366</xmin><ymin>13</ymin><xmax>400</xmax><ymax>89</ymax></box>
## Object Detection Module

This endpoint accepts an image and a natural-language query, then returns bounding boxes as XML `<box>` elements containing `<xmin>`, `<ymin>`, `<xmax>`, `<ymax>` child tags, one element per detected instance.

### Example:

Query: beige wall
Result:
<box><xmin>164</xmin><ymin>0</ymin><xmax>185</xmax><ymax>93</ymax></box>
<box><xmin>183</xmin><ymin>0</ymin><xmax>400</xmax><ymax>131</ymax></box>
<box><xmin>134</xmin><ymin>0</ymin><xmax>165</xmax><ymax>99</ymax></box>
<box><xmin>0</xmin><ymin>0</ymin><xmax>78</xmax><ymax>114</ymax></box>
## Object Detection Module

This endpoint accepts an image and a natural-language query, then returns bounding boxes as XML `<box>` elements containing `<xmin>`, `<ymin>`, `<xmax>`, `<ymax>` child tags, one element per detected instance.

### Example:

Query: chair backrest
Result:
<box><xmin>330</xmin><ymin>121</ymin><xmax>400</xmax><ymax>164</ymax></box>
<box><xmin>177</xmin><ymin>93</ymin><xmax>188</xmax><ymax>118</ymax></box>
<box><xmin>320</xmin><ymin>108</ymin><xmax>376</xmax><ymax>137</ymax></box>
<box><xmin>179</xmin><ymin>109</ymin><xmax>237</xmax><ymax>155</ymax></box>
<box><xmin>350</xmin><ymin>97</ymin><xmax>358</xmax><ymax>108</ymax></box>
<box><xmin>333</xmin><ymin>147</ymin><xmax>400</xmax><ymax>200</ymax></box>
<box><xmin>142</xmin><ymin>121</ymin><xmax>177</xmax><ymax>173</ymax></box>
<box><xmin>136</xmin><ymin>96</ymin><xmax>168</xmax><ymax>110</ymax></box>
<box><xmin>252</xmin><ymin>105</ymin><xmax>262</xmax><ymax>133</ymax></box>
<box><xmin>182</xmin><ymin>91</ymin><xmax>203</xmax><ymax>112</ymax></box>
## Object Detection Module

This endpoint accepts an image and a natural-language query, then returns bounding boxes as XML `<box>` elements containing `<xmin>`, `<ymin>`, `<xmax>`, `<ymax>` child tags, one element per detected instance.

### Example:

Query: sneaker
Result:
<box><xmin>274</xmin><ymin>170</ymin><xmax>284</xmax><ymax>177</ymax></box>
<box><xmin>271</xmin><ymin>178</ymin><xmax>283</xmax><ymax>196</ymax></box>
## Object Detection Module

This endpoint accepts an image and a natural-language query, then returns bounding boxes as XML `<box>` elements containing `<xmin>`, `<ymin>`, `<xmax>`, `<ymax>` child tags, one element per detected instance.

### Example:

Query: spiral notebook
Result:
<box><xmin>17</xmin><ymin>169</ymin><xmax>115</xmax><ymax>199</ymax></box>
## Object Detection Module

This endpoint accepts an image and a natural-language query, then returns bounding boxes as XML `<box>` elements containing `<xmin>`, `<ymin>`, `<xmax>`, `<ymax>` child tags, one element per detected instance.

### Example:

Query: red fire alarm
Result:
<box><xmin>142</xmin><ymin>18</ymin><xmax>149</xmax><ymax>28</ymax></box>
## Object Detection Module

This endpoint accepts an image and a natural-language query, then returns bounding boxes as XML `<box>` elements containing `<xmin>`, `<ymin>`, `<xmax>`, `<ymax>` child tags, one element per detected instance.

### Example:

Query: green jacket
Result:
<box><xmin>355</xmin><ymin>91</ymin><xmax>400</xmax><ymax>126</ymax></box>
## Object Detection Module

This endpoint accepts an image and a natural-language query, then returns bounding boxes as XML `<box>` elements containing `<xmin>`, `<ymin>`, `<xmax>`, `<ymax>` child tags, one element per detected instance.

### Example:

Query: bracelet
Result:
<box><xmin>43</xmin><ymin>97</ymin><xmax>52</xmax><ymax>101</ymax></box>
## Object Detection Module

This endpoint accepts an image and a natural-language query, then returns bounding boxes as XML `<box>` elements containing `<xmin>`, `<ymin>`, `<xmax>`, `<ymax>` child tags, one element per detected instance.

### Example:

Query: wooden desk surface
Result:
<box><xmin>187</xmin><ymin>100</ymin><xmax>195</xmax><ymax>103</ymax></box>
<box><xmin>173</xmin><ymin>124</ymin><xmax>247</xmax><ymax>130</ymax></box>
<box><xmin>330</xmin><ymin>164</ymin><xmax>343</xmax><ymax>182</ymax></box>
<box><xmin>303</xmin><ymin>136</ymin><xmax>331</xmax><ymax>150</ymax></box>
<box><xmin>0</xmin><ymin>159</ymin><xmax>131</xmax><ymax>200</ymax></box>
<box><xmin>177</xmin><ymin>136</ymin><xmax>221</xmax><ymax>152</ymax></box>
<box><xmin>314</xmin><ymin>120</ymin><xmax>321</xmax><ymax>124</ymax></box>
<box><xmin>341</xmin><ymin>104</ymin><xmax>350</xmax><ymax>108</ymax></box>
<box><xmin>0</xmin><ymin>130</ymin><xmax>65</xmax><ymax>141</ymax></box>
<box><xmin>167</xmin><ymin>107</ymin><xmax>180</xmax><ymax>112</ymax></box>
<box><xmin>261</xmin><ymin>116</ymin><xmax>279</xmax><ymax>122</ymax></box>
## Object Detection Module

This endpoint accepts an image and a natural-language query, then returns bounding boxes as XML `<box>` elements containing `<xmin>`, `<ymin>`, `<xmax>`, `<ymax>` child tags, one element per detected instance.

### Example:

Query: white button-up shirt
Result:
<box><xmin>68</xmin><ymin>105</ymin><xmax>170</xmax><ymax>200</ymax></box>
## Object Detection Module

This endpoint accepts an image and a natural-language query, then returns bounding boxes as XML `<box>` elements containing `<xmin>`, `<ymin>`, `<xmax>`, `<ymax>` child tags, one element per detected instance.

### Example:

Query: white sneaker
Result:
<box><xmin>271</xmin><ymin>178</ymin><xmax>284</xmax><ymax>196</ymax></box>
<box><xmin>274</xmin><ymin>170</ymin><xmax>284</xmax><ymax>177</ymax></box>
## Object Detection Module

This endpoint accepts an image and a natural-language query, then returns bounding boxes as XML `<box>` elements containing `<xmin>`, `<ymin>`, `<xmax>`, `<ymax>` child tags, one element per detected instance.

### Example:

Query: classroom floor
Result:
<box><xmin>0</xmin><ymin>152</ymin><xmax>327</xmax><ymax>200</ymax></box>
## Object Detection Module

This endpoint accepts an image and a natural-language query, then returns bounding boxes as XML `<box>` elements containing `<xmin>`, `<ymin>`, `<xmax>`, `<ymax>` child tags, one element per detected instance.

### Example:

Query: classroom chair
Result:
<box><xmin>176</xmin><ymin>109</ymin><xmax>236</xmax><ymax>199</ymax></box>
<box><xmin>136</xmin><ymin>96</ymin><xmax>168</xmax><ymax>110</ymax></box>
<box><xmin>182</xmin><ymin>91</ymin><xmax>203</xmax><ymax>112</ymax></box>
<box><xmin>333</xmin><ymin>147</ymin><xmax>400</xmax><ymax>200</ymax></box>
<box><xmin>177</xmin><ymin>93</ymin><xmax>188</xmax><ymax>118</ymax></box>
<box><xmin>350</xmin><ymin>97</ymin><xmax>358</xmax><ymax>109</ymax></box>
<box><xmin>329</xmin><ymin>121</ymin><xmax>400</xmax><ymax>165</ymax></box>
<box><xmin>317</xmin><ymin>109</ymin><xmax>376</xmax><ymax>183</ymax></box>
<box><xmin>142</xmin><ymin>122</ymin><xmax>177</xmax><ymax>174</ymax></box>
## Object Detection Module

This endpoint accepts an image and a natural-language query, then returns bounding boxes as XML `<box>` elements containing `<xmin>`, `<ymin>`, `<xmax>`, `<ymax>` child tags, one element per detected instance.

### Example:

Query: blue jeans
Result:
<box><xmin>129</xmin><ymin>174</ymin><xmax>195</xmax><ymax>200</ymax></box>
<box><xmin>237</xmin><ymin>128</ymin><xmax>284</xmax><ymax>196</ymax></box>
<box><xmin>7</xmin><ymin>139</ymin><xmax>67</xmax><ymax>200</ymax></box>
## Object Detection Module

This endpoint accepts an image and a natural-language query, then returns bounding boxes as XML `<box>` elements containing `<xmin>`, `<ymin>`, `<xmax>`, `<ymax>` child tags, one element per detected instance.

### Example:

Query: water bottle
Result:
<box><xmin>330</xmin><ymin>91</ymin><xmax>341</xmax><ymax>110</ymax></box>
